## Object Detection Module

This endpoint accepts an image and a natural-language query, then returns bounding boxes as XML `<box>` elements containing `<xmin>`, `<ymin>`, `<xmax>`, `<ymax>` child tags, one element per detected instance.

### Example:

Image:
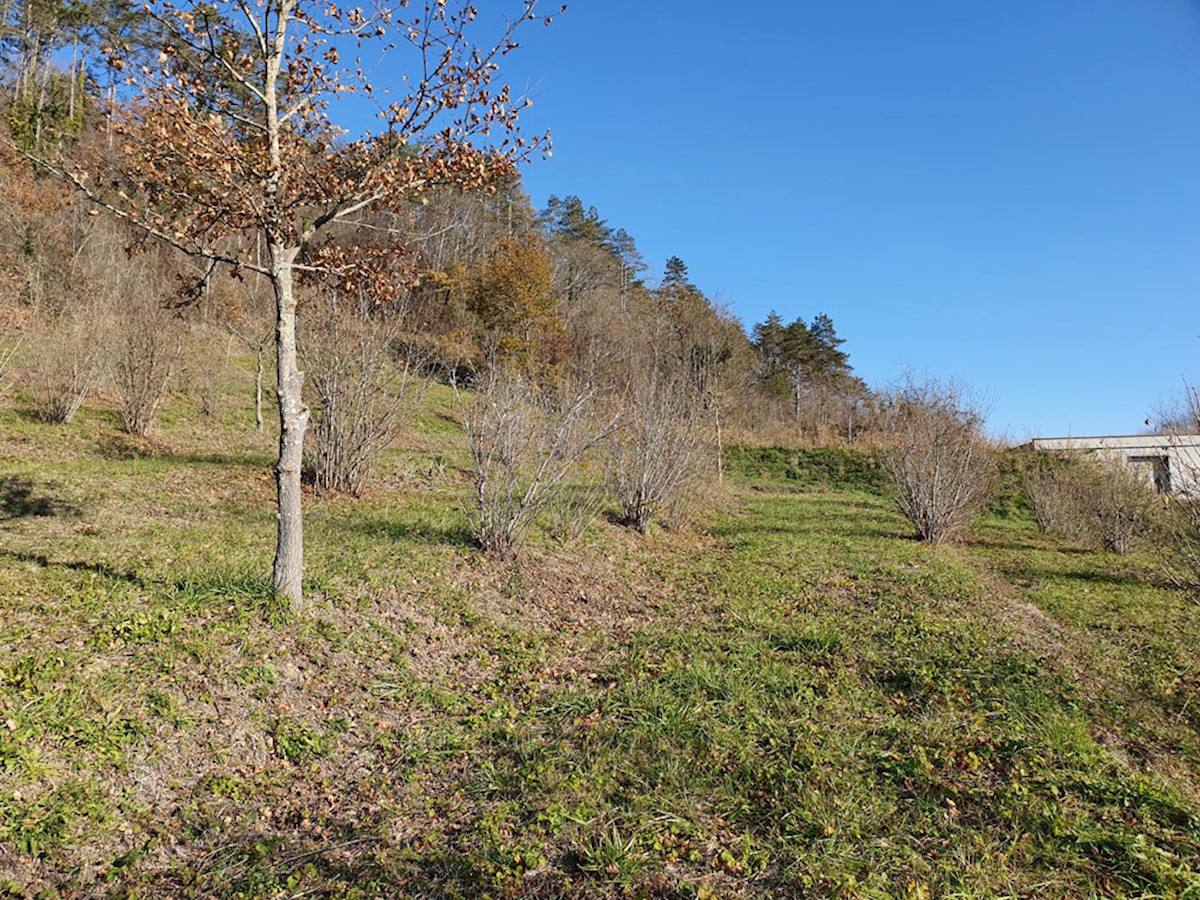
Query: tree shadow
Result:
<box><xmin>0</xmin><ymin>476</ymin><xmax>82</xmax><ymax>520</ymax></box>
<box><xmin>0</xmin><ymin>548</ymin><xmax>146</xmax><ymax>588</ymax></box>
<box><xmin>352</xmin><ymin>515</ymin><xmax>475</xmax><ymax>548</ymax></box>
<box><xmin>96</xmin><ymin>434</ymin><xmax>169</xmax><ymax>460</ymax></box>
<box><xmin>1035</xmin><ymin>566</ymin><xmax>1169</xmax><ymax>590</ymax></box>
<box><xmin>165</xmin><ymin>450</ymin><xmax>276</xmax><ymax>468</ymax></box>
<box><xmin>95</xmin><ymin>433</ymin><xmax>273</xmax><ymax>469</ymax></box>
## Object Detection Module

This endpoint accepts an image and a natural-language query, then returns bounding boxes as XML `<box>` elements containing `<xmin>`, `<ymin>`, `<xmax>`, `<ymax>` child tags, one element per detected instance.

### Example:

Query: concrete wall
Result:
<box><xmin>1030</xmin><ymin>434</ymin><xmax>1200</xmax><ymax>495</ymax></box>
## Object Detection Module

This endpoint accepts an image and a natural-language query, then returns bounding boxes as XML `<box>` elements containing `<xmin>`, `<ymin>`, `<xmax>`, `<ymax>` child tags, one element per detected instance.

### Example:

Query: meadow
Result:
<box><xmin>1</xmin><ymin>380</ymin><xmax>1199</xmax><ymax>898</ymax></box>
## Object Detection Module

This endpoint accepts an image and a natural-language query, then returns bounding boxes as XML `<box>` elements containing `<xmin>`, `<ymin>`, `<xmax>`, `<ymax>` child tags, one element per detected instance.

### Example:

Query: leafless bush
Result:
<box><xmin>1083</xmin><ymin>457</ymin><xmax>1158</xmax><ymax>554</ymax></box>
<box><xmin>880</xmin><ymin>378</ymin><xmax>996</xmax><ymax>544</ymax></box>
<box><xmin>0</xmin><ymin>334</ymin><xmax>18</xmax><ymax>394</ymax></box>
<box><xmin>25</xmin><ymin>312</ymin><xmax>106</xmax><ymax>423</ymax></box>
<box><xmin>1161</xmin><ymin>491</ymin><xmax>1200</xmax><ymax>597</ymax></box>
<box><xmin>112</xmin><ymin>303</ymin><xmax>186</xmax><ymax>437</ymax></box>
<box><xmin>607</xmin><ymin>373</ymin><xmax>709</xmax><ymax>534</ymax></box>
<box><xmin>460</xmin><ymin>368</ymin><xmax>614</xmax><ymax>558</ymax></box>
<box><xmin>1023</xmin><ymin>452</ymin><xmax>1158</xmax><ymax>553</ymax></box>
<box><xmin>301</xmin><ymin>290</ymin><xmax>427</xmax><ymax>497</ymax></box>
<box><xmin>1022</xmin><ymin>455</ymin><xmax>1091</xmax><ymax>541</ymax></box>
<box><xmin>1155</xmin><ymin>387</ymin><xmax>1200</xmax><ymax>594</ymax></box>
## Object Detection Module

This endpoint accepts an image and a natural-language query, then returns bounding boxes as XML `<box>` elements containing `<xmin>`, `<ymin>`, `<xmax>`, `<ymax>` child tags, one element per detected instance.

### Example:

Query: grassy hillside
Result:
<box><xmin>1</xmin><ymin>385</ymin><xmax>1199</xmax><ymax>898</ymax></box>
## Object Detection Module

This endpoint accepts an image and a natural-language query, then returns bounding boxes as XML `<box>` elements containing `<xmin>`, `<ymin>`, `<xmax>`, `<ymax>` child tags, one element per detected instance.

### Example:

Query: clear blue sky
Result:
<box><xmin>483</xmin><ymin>0</ymin><xmax>1200</xmax><ymax>440</ymax></box>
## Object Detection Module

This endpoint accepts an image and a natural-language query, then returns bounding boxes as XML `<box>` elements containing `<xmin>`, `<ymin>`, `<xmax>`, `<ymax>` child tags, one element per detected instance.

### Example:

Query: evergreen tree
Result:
<box><xmin>542</xmin><ymin>194</ymin><xmax>612</xmax><ymax>246</ymax></box>
<box><xmin>751</xmin><ymin>311</ymin><xmax>861</xmax><ymax>421</ymax></box>
<box><xmin>662</xmin><ymin>255</ymin><xmax>690</xmax><ymax>291</ymax></box>
<box><xmin>808</xmin><ymin>313</ymin><xmax>850</xmax><ymax>382</ymax></box>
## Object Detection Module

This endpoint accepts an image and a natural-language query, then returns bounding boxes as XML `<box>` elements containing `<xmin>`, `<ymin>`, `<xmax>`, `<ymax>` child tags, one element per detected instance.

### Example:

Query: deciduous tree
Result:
<box><xmin>26</xmin><ymin>0</ymin><xmax>557</xmax><ymax>608</ymax></box>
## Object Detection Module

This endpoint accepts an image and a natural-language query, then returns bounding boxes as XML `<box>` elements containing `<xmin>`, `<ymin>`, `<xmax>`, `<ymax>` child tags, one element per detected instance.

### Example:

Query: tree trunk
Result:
<box><xmin>254</xmin><ymin>346</ymin><xmax>264</xmax><ymax>433</ymax></box>
<box><xmin>271</xmin><ymin>245</ymin><xmax>307</xmax><ymax>608</ymax></box>
<box><xmin>714</xmin><ymin>397</ymin><xmax>724</xmax><ymax>484</ymax></box>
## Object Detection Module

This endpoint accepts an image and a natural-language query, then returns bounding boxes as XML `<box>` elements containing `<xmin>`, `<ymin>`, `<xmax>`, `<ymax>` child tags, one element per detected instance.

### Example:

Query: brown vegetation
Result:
<box><xmin>460</xmin><ymin>367</ymin><xmax>614</xmax><ymax>558</ymax></box>
<box><xmin>301</xmin><ymin>289</ymin><xmax>426</xmax><ymax>496</ymax></box>
<box><xmin>880</xmin><ymin>378</ymin><xmax>996</xmax><ymax>544</ymax></box>
<box><xmin>1023</xmin><ymin>452</ymin><xmax>1159</xmax><ymax>554</ymax></box>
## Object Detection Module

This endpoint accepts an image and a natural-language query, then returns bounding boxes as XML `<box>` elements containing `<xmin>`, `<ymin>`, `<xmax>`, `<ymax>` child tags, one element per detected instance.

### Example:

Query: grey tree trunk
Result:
<box><xmin>714</xmin><ymin>398</ymin><xmax>724</xmax><ymax>484</ymax></box>
<box><xmin>254</xmin><ymin>347</ymin><xmax>264</xmax><ymax>433</ymax></box>
<box><xmin>271</xmin><ymin>245</ymin><xmax>307</xmax><ymax>608</ymax></box>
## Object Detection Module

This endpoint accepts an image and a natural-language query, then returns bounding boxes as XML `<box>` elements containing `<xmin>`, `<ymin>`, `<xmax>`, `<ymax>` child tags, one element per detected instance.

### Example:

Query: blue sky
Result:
<box><xmin>485</xmin><ymin>0</ymin><xmax>1200</xmax><ymax>439</ymax></box>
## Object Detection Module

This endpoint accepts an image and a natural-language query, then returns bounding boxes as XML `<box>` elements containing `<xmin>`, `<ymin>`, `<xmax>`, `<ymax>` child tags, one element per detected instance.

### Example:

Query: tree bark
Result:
<box><xmin>254</xmin><ymin>346</ymin><xmax>264</xmax><ymax>433</ymax></box>
<box><xmin>714</xmin><ymin>397</ymin><xmax>723</xmax><ymax>484</ymax></box>
<box><xmin>271</xmin><ymin>245</ymin><xmax>307</xmax><ymax>608</ymax></box>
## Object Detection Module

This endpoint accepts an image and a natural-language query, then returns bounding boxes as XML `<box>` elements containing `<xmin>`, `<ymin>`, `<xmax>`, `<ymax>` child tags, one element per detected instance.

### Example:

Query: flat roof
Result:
<box><xmin>1032</xmin><ymin>434</ymin><xmax>1200</xmax><ymax>448</ymax></box>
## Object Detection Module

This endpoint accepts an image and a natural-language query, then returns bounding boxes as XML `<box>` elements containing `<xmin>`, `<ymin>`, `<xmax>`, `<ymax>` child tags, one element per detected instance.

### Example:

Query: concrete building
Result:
<box><xmin>1030</xmin><ymin>434</ymin><xmax>1200</xmax><ymax>495</ymax></box>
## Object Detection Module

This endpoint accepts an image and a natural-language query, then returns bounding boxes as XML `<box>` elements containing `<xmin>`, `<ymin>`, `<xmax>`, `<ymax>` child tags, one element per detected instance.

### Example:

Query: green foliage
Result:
<box><xmin>270</xmin><ymin>717</ymin><xmax>342</xmax><ymax>765</ymax></box>
<box><xmin>0</xmin><ymin>779</ymin><xmax>108</xmax><ymax>857</ymax></box>
<box><xmin>725</xmin><ymin>444</ymin><xmax>890</xmax><ymax>494</ymax></box>
<box><xmin>6</xmin><ymin>66</ymin><xmax>86</xmax><ymax>154</ymax></box>
<box><xmin>988</xmin><ymin>445</ymin><xmax>1035</xmax><ymax>519</ymax></box>
<box><xmin>752</xmin><ymin>310</ymin><xmax>859</xmax><ymax>397</ymax></box>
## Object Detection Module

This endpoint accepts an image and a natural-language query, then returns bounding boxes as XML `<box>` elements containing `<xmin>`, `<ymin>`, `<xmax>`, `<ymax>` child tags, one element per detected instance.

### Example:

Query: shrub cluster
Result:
<box><xmin>1022</xmin><ymin>452</ymin><xmax>1159</xmax><ymax>554</ymax></box>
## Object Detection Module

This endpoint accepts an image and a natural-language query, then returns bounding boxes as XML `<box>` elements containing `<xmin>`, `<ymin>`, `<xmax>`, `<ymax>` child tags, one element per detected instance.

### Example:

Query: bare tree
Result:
<box><xmin>460</xmin><ymin>368</ymin><xmax>613</xmax><ymax>558</ymax></box>
<box><xmin>880</xmin><ymin>378</ymin><xmax>996</xmax><ymax>544</ymax></box>
<box><xmin>23</xmin><ymin>0</ymin><xmax>556</xmax><ymax>608</ymax></box>
<box><xmin>301</xmin><ymin>287</ymin><xmax>426</xmax><ymax>496</ymax></box>
<box><xmin>209</xmin><ymin>270</ymin><xmax>275</xmax><ymax>432</ymax></box>
<box><xmin>0</xmin><ymin>332</ymin><xmax>17</xmax><ymax>394</ymax></box>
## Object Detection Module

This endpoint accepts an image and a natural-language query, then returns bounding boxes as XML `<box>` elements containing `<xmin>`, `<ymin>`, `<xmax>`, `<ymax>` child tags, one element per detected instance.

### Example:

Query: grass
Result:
<box><xmin>1</xmin><ymin>381</ymin><xmax>1199</xmax><ymax>897</ymax></box>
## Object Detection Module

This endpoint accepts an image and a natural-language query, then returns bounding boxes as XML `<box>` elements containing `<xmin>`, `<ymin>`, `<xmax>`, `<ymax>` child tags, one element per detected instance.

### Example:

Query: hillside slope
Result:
<box><xmin>1</xmin><ymin>399</ymin><xmax>1198</xmax><ymax>897</ymax></box>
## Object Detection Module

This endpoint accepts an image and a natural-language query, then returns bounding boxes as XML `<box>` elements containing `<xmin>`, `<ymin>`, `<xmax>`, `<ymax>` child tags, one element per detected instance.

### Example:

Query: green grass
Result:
<box><xmin>1</xmin><ymin>384</ymin><xmax>1199</xmax><ymax>897</ymax></box>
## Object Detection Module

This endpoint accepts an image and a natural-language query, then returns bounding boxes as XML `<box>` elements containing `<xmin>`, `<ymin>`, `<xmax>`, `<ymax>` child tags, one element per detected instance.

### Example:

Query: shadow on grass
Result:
<box><xmin>97</xmin><ymin>433</ymin><xmax>273</xmax><ymax>469</ymax></box>
<box><xmin>1035</xmin><ymin>566</ymin><xmax>1172</xmax><ymax>591</ymax></box>
<box><xmin>974</xmin><ymin>539</ymin><xmax>1098</xmax><ymax>556</ymax></box>
<box><xmin>730</xmin><ymin>523</ymin><xmax>905</xmax><ymax>541</ymax></box>
<box><xmin>0</xmin><ymin>476</ymin><xmax>82</xmax><ymax>520</ymax></box>
<box><xmin>137</xmin><ymin>831</ymin><xmax>501</xmax><ymax>899</ymax></box>
<box><xmin>351</xmin><ymin>515</ymin><xmax>475</xmax><ymax>548</ymax></box>
<box><xmin>166</xmin><ymin>451</ymin><xmax>276</xmax><ymax>471</ymax></box>
<box><xmin>0</xmin><ymin>548</ymin><xmax>145</xmax><ymax>587</ymax></box>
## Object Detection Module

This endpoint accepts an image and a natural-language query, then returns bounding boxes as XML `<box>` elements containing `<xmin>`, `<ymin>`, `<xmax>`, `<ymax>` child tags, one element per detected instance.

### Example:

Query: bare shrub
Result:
<box><xmin>1023</xmin><ymin>452</ymin><xmax>1157</xmax><ymax>553</ymax></box>
<box><xmin>1022</xmin><ymin>454</ymin><xmax>1092</xmax><ymax>542</ymax></box>
<box><xmin>607</xmin><ymin>373</ymin><xmax>709</xmax><ymax>534</ymax></box>
<box><xmin>1162</xmin><ymin>490</ymin><xmax>1200</xmax><ymax>597</ymax></box>
<box><xmin>1155</xmin><ymin>386</ymin><xmax>1200</xmax><ymax>594</ymax></box>
<box><xmin>460</xmin><ymin>368</ymin><xmax>613</xmax><ymax>558</ymax></box>
<box><xmin>1080</xmin><ymin>457</ymin><xmax>1158</xmax><ymax>554</ymax></box>
<box><xmin>0</xmin><ymin>324</ymin><xmax>19</xmax><ymax>394</ymax></box>
<box><xmin>112</xmin><ymin>303</ymin><xmax>186</xmax><ymax>437</ymax></box>
<box><xmin>301</xmin><ymin>290</ymin><xmax>427</xmax><ymax>497</ymax></box>
<box><xmin>25</xmin><ymin>312</ymin><xmax>106</xmax><ymax>423</ymax></box>
<box><xmin>880</xmin><ymin>378</ymin><xmax>995</xmax><ymax>544</ymax></box>
<box><xmin>546</xmin><ymin>472</ymin><xmax>608</xmax><ymax>545</ymax></box>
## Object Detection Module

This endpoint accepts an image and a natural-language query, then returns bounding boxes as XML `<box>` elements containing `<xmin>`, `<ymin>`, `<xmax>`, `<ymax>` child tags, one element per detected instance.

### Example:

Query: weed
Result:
<box><xmin>270</xmin><ymin>717</ymin><xmax>343</xmax><ymax>765</ymax></box>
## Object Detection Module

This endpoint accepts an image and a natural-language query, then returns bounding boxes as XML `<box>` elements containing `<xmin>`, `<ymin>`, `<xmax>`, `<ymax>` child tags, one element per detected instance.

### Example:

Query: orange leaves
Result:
<box><xmin>466</xmin><ymin>234</ymin><xmax>563</xmax><ymax>372</ymax></box>
<box><xmin>63</xmin><ymin>0</ymin><xmax>553</xmax><ymax>278</ymax></box>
